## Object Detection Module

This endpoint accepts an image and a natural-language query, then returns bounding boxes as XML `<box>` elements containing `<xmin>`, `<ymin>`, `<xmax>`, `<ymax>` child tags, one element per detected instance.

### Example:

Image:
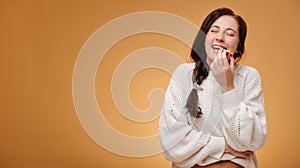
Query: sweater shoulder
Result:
<box><xmin>172</xmin><ymin>62</ymin><xmax>194</xmax><ymax>79</ymax></box>
<box><xmin>170</xmin><ymin>63</ymin><xmax>194</xmax><ymax>88</ymax></box>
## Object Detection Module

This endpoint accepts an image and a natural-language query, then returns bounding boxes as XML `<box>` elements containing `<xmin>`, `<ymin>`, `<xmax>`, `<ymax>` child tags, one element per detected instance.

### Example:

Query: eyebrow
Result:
<box><xmin>211</xmin><ymin>25</ymin><xmax>237</xmax><ymax>33</ymax></box>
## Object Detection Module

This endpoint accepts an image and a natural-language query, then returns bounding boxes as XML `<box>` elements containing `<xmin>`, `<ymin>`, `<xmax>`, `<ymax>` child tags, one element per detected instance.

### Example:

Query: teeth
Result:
<box><xmin>212</xmin><ymin>45</ymin><xmax>227</xmax><ymax>50</ymax></box>
<box><xmin>212</xmin><ymin>45</ymin><xmax>234</xmax><ymax>57</ymax></box>
<box><xmin>212</xmin><ymin>45</ymin><xmax>221</xmax><ymax>50</ymax></box>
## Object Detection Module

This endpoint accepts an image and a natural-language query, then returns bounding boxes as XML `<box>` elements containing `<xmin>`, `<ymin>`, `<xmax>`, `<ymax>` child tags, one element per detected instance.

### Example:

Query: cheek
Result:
<box><xmin>205</xmin><ymin>38</ymin><xmax>213</xmax><ymax>55</ymax></box>
<box><xmin>206</xmin><ymin>33</ymin><xmax>214</xmax><ymax>43</ymax></box>
<box><xmin>205</xmin><ymin>38</ymin><xmax>210</xmax><ymax>48</ymax></box>
<box><xmin>228</xmin><ymin>38</ymin><xmax>239</xmax><ymax>51</ymax></box>
<box><xmin>205</xmin><ymin>34</ymin><xmax>214</xmax><ymax>50</ymax></box>
<box><xmin>204</xmin><ymin>40</ymin><xmax>216</xmax><ymax>60</ymax></box>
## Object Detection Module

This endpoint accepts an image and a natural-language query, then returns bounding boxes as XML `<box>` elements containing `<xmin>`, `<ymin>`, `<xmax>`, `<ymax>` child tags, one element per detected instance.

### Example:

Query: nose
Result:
<box><xmin>215</xmin><ymin>32</ymin><xmax>224</xmax><ymax>42</ymax></box>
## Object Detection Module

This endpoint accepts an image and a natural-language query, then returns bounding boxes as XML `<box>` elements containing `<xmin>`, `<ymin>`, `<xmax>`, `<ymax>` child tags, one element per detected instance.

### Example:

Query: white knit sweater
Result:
<box><xmin>159</xmin><ymin>63</ymin><xmax>267</xmax><ymax>168</ymax></box>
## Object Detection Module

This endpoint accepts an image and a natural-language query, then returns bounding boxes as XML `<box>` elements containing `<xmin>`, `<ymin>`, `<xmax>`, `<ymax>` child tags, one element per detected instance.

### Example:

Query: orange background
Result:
<box><xmin>1</xmin><ymin>0</ymin><xmax>300</xmax><ymax>167</ymax></box>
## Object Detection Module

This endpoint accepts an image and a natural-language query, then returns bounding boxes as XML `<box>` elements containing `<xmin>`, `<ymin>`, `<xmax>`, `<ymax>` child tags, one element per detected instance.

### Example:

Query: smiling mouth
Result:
<box><xmin>212</xmin><ymin>45</ymin><xmax>234</xmax><ymax>57</ymax></box>
<box><xmin>212</xmin><ymin>45</ymin><xmax>227</xmax><ymax>50</ymax></box>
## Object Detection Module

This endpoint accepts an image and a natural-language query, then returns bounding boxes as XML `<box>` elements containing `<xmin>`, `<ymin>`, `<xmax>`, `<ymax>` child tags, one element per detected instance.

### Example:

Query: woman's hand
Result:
<box><xmin>224</xmin><ymin>143</ymin><xmax>253</xmax><ymax>160</ymax></box>
<box><xmin>209</xmin><ymin>49</ymin><xmax>235</xmax><ymax>93</ymax></box>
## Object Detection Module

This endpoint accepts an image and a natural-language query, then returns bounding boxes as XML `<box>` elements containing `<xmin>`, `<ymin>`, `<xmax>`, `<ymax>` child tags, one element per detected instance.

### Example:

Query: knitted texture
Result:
<box><xmin>159</xmin><ymin>63</ymin><xmax>267</xmax><ymax>168</ymax></box>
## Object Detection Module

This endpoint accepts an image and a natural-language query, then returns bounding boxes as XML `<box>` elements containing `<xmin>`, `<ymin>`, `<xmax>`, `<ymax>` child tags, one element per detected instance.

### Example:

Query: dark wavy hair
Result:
<box><xmin>186</xmin><ymin>7</ymin><xmax>247</xmax><ymax>118</ymax></box>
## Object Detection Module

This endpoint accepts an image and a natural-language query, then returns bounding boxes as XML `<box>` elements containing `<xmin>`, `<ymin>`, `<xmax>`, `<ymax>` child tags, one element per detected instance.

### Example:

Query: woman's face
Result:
<box><xmin>205</xmin><ymin>15</ymin><xmax>240</xmax><ymax>65</ymax></box>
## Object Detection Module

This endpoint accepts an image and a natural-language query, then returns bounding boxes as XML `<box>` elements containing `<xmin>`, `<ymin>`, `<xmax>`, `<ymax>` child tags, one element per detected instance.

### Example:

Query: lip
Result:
<box><xmin>212</xmin><ymin>44</ymin><xmax>227</xmax><ymax>50</ymax></box>
<box><xmin>211</xmin><ymin>45</ymin><xmax>234</xmax><ymax>58</ymax></box>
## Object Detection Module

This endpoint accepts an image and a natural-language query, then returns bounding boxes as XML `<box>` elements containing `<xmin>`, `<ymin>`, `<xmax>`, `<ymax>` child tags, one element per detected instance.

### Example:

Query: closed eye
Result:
<box><xmin>225</xmin><ymin>28</ymin><xmax>237</xmax><ymax>37</ymax></box>
<box><xmin>210</xmin><ymin>25</ymin><xmax>220</xmax><ymax>33</ymax></box>
<box><xmin>226</xmin><ymin>32</ymin><xmax>234</xmax><ymax>36</ymax></box>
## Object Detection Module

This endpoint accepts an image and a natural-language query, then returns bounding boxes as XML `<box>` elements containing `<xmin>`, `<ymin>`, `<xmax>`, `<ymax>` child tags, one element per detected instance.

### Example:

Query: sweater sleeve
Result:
<box><xmin>215</xmin><ymin>67</ymin><xmax>267</xmax><ymax>152</ymax></box>
<box><xmin>159</xmin><ymin>64</ymin><xmax>225</xmax><ymax>167</ymax></box>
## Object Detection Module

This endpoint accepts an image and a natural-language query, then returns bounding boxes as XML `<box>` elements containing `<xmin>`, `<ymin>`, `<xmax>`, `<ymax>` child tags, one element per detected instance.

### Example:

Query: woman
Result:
<box><xmin>159</xmin><ymin>7</ymin><xmax>267</xmax><ymax>168</ymax></box>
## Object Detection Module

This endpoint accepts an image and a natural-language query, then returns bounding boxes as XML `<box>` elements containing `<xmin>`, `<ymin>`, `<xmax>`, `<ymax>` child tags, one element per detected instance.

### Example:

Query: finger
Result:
<box><xmin>236</xmin><ymin>151</ymin><xmax>250</xmax><ymax>160</ymax></box>
<box><xmin>229</xmin><ymin>149</ymin><xmax>249</xmax><ymax>159</ymax></box>
<box><xmin>229</xmin><ymin>55</ymin><xmax>235</xmax><ymax>70</ymax></box>
<box><xmin>211</xmin><ymin>51</ymin><xmax>220</xmax><ymax>70</ymax></box>
<box><xmin>222</xmin><ymin>51</ymin><xmax>230</xmax><ymax>67</ymax></box>
<box><xmin>244</xmin><ymin>151</ymin><xmax>252</xmax><ymax>160</ymax></box>
<box><xmin>242</xmin><ymin>151</ymin><xmax>253</xmax><ymax>160</ymax></box>
<box><xmin>216</xmin><ymin>48</ymin><xmax>224</xmax><ymax>66</ymax></box>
